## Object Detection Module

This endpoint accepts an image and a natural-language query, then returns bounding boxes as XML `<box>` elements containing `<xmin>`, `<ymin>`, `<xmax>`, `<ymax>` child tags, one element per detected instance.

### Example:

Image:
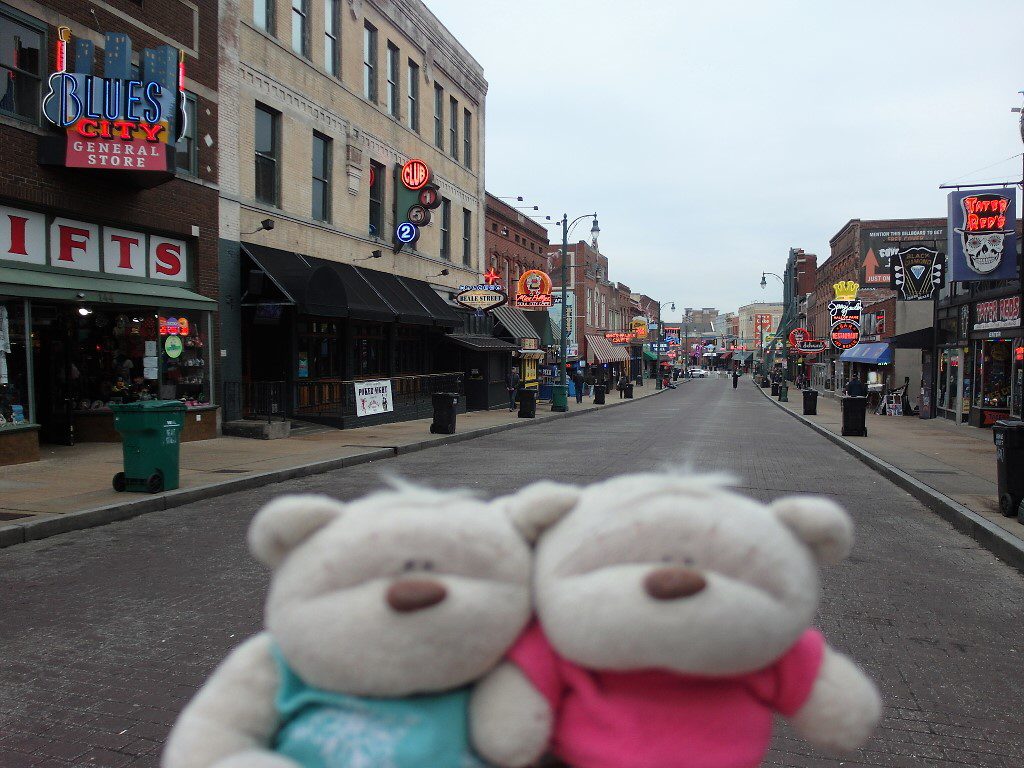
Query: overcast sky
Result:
<box><xmin>427</xmin><ymin>0</ymin><xmax>1024</xmax><ymax>322</ymax></box>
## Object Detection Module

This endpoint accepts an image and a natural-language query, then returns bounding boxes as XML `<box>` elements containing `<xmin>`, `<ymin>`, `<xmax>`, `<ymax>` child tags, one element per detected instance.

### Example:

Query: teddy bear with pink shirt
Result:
<box><xmin>470</xmin><ymin>474</ymin><xmax>881</xmax><ymax>768</ymax></box>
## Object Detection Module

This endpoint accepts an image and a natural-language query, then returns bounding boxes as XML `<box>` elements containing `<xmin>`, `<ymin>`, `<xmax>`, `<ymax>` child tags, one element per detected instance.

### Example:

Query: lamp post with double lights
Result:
<box><xmin>551</xmin><ymin>212</ymin><xmax>599</xmax><ymax>412</ymax></box>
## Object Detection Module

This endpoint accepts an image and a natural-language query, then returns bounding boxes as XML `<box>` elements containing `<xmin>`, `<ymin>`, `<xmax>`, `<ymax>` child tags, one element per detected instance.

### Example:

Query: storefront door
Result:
<box><xmin>32</xmin><ymin>306</ymin><xmax>75</xmax><ymax>445</ymax></box>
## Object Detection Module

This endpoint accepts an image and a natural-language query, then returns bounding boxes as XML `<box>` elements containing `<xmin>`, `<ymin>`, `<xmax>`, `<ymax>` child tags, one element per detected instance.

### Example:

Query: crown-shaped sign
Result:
<box><xmin>832</xmin><ymin>281</ymin><xmax>860</xmax><ymax>301</ymax></box>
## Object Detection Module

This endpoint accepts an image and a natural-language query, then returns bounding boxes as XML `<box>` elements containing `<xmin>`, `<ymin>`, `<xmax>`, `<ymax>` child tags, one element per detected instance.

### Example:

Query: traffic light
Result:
<box><xmin>393</xmin><ymin>159</ymin><xmax>442</xmax><ymax>252</ymax></box>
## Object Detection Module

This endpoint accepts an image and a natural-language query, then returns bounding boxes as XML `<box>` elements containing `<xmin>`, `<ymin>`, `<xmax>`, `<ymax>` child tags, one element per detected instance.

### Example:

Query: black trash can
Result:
<box><xmin>841</xmin><ymin>396</ymin><xmax>868</xmax><ymax>437</ymax></box>
<box><xmin>802</xmin><ymin>389</ymin><xmax>819</xmax><ymax>416</ymax></box>
<box><xmin>625</xmin><ymin>383</ymin><xmax>634</xmax><ymax>399</ymax></box>
<box><xmin>429</xmin><ymin>392</ymin><xmax>459</xmax><ymax>434</ymax></box>
<box><xmin>771</xmin><ymin>381</ymin><xmax>780</xmax><ymax>396</ymax></box>
<box><xmin>594</xmin><ymin>385</ymin><xmax>606</xmax><ymax>404</ymax></box>
<box><xmin>992</xmin><ymin>420</ymin><xmax>1024</xmax><ymax>518</ymax></box>
<box><xmin>518</xmin><ymin>388</ymin><xmax>537</xmax><ymax>419</ymax></box>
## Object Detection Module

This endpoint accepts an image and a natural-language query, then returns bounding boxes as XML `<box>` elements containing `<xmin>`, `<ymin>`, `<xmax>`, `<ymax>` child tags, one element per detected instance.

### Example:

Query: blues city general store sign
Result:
<box><xmin>41</xmin><ymin>28</ymin><xmax>186</xmax><ymax>172</ymax></box>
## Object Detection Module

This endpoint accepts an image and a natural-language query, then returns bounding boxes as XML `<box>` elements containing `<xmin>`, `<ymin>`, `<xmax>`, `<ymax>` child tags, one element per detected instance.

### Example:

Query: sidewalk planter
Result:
<box><xmin>111</xmin><ymin>401</ymin><xmax>186</xmax><ymax>494</ymax></box>
<box><xmin>802</xmin><ymin>389</ymin><xmax>819</xmax><ymax>416</ymax></box>
<box><xmin>0</xmin><ymin>424</ymin><xmax>40</xmax><ymax>466</ymax></box>
<box><xmin>517</xmin><ymin>389</ymin><xmax>537</xmax><ymax>419</ymax></box>
<box><xmin>992</xmin><ymin>421</ymin><xmax>1024</xmax><ymax>518</ymax></box>
<box><xmin>429</xmin><ymin>393</ymin><xmax>459</xmax><ymax>434</ymax></box>
<box><xmin>841</xmin><ymin>396</ymin><xmax>868</xmax><ymax>437</ymax></box>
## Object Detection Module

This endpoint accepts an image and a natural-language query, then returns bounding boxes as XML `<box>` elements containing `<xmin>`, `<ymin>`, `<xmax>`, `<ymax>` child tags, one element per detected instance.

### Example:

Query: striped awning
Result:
<box><xmin>586</xmin><ymin>334</ymin><xmax>630</xmax><ymax>363</ymax></box>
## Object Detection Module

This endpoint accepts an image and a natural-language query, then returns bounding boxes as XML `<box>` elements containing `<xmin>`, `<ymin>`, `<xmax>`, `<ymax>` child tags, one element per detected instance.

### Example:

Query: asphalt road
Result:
<box><xmin>2</xmin><ymin>378</ymin><xmax>1023</xmax><ymax>768</ymax></box>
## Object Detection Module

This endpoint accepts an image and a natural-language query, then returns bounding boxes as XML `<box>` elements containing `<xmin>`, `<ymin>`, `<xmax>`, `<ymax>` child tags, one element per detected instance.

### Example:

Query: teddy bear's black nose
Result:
<box><xmin>644</xmin><ymin>567</ymin><xmax>707</xmax><ymax>600</ymax></box>
<box><xmin>386</xmin><ymin>579</ymin><xmax>447</xmax><ymax>612</ymax></box>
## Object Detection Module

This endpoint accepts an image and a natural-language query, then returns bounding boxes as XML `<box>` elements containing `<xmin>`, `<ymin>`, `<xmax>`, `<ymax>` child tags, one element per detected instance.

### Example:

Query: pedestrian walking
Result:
<box><xmin>617</xmin><ymin>374</ymin><xmax>629</xmax><ymax>399</ymax></box>
<box><xmin>572</xmin><ymin>370</ymin><xmax>584</xmax><ymax>404</ymax></box>
<box><xmin>505</xmin><ymin>368</ymin><xmax>520</xmax><ymax>411</ymax></box>
<box><xmin>844</xmin><ymin>374</ymin><xmax>866</xmax><ymax>398</ymax></box>
<box><xmin>732</xmin><ymin>370</ymin><xmax>739</xmax><ymax>389</ymax></box>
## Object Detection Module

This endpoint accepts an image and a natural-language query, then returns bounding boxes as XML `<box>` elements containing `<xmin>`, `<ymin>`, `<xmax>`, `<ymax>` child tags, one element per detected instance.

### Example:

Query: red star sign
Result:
<box><xmin>483</xmin><ymin>268</ymin><xmax>501</xmax><ymax>285</ymax></box>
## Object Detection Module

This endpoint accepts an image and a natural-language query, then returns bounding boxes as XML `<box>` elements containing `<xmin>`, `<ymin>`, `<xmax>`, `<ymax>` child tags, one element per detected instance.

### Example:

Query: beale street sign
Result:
<box><xmin>455</xmin><ymin>284</ymin><xmax>507</xmax><ymax>311</ymax></box>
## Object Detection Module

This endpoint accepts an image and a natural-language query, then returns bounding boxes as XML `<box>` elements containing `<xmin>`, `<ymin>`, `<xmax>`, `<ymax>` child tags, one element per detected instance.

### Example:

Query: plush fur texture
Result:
<box><xmin>163</xmin><ymin>484</ymin><xmax>535</xmax><ymax>768</ymax></box>
<box><xmin>473</xmin><ymin>473</ymin><xmax>881</xmax><ymax>766</ymax></box>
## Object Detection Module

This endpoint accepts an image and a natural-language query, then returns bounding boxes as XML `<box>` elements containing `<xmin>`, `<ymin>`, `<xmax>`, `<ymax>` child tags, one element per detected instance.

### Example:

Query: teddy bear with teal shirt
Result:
<box><xmin>162</xmin><ymin>482</ymin><xmax>542</xmax><ymax>768</ymax></box>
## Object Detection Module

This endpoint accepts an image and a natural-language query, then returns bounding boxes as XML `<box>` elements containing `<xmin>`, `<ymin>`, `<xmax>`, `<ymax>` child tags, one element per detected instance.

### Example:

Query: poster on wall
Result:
<box><xmin>947</xmin><ymin>188</ymin><xmax>1018</xmax><ymax>281</ymax></box>
<box><xmin>859</xmin><ymin>226</ymin><xmax>945</xmax><ymax>286</ymax></box>
<box><xmin>891</xmin><ymin>246</ymin><xmax>945</xmax><ymax>301</ymax></box>
<box><xmin>354</xmin><ymin>379</ymin><xmax>394</xmax><ymax>417</ymax></box>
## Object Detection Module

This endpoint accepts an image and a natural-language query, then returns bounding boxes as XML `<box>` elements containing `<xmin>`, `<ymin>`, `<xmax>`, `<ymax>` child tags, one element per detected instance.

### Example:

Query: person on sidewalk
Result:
<box><xmin>505</xmin><ymin>368</ymin><xmax>520</xmax><ymax>411</ymax></box>
<box><xmin>732</xmin><ymin>370</ymin><xmax>739</xmax><ymax>389</ymax></box>
<box><xmin>844</xmin><ymin>374</ymin><xmax>866</xmax><ymax>398</ymax></box>
<box><xmin>617</xmin><ymin>374</ymin><xmax>629</xmax><ymax>399</ymax></box>
<box><xmin>572</xmin><ymin>370</ymin><xmax>584</xmax><ymax>404</ymax></box>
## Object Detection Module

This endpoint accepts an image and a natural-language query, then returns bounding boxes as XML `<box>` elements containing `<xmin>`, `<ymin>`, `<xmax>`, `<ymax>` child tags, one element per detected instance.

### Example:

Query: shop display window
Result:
<box><xmin>1011</xmin><ymin>343</ymin><xmax>1023</xmax><ymax>418</ymax></box>
<box><xmin>974</xmin><ymin>339</ymin><xmax>1012</xmax><ymax>409</ymax></box>
<box><xmin>157</xmin><ymin>312</ymin><xmax>210</xmax><ymax>405</ymax></box>
<box><xmin>297</xmin><ymin>318</ymin><xmax>341</xmax><ymax>379</ymax></box>
<box><xmin>0</xmin><ymin>300</ymin><xmax>30</xmax><ymax>425</ymax></box>
<box><xmin>395</xmin><ymin>325</ymin><xmax>426</xmax><ymax>375</ymax></box>
<box><xmin>353</xmin><ymin>322</ymin><xmax>386</xmax><ymax>378</ymax></box>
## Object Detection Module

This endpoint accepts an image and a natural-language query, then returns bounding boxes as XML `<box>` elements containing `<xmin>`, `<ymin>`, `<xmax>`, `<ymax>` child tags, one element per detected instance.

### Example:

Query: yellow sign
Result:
<box><xmin>630</xmin><ymin>317</ymin><xmax>649</xmax><ymax>338</ymax></box>
<box><xmin>832</xmin><ymin>281</ymin><xmax>860</xmax><ymax>301</ymax></box>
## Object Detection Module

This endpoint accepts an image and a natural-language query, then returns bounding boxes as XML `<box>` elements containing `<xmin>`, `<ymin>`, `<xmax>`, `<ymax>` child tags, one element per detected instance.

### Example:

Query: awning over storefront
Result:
<box><xmin>0</xmin><ymin>266</ymin><xmax>216</xmax><ymax>310</ymax></box>
<box><xmin>733</xmin><ymin>351</ymin><xmax>753</xmax><ymax>362</ymax></box>
<box><xmin>586</xmin><ymin>334</ymin><xmax>630</xmax><ymax>364</ymax></box>
<box><xmin>893</xmin><ymin>326</ymin><xmax>941</xmax><ymax>349</ymax></box>
<box><xmin>719</xmin><ymin>351</ymin><xmax>734</xmax><ymax>361</ymax></box>
<box><xmin>443</xmin><ymin>334</ymin><xmax>518</xmax><ymax>352</ymax></box>
<box><xmin>242</xmin><ymin>243</ymin><xmax>459</xmax><ymax>325</ymax></box>
<box><xmin>839</xmin><ymin>342</ymin><xmax>893</xmax><ymax>364</ymax></box>
<box><xmin>643</xmin><ymin>347</ymin><xmax>658</xmax><ymax>362</ymax></box>
<box><xmin>493</xmin><ymin>305</ymin><xmax>541</xmax><ymax>341</ymax></box>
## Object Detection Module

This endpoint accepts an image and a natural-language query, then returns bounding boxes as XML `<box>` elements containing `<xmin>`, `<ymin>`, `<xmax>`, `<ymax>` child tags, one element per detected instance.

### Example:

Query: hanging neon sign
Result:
<box><xmin>41</xmin><ymin>28</ymin><xmax>185</xmax><ymax>172</ymax></box>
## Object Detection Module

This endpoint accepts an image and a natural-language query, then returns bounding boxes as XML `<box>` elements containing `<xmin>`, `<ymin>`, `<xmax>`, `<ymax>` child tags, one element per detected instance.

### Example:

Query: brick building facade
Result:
<box><xmin>0</xmin><ymin>0</ymin><xmax>220</xmax><ymax>464</ymax></box>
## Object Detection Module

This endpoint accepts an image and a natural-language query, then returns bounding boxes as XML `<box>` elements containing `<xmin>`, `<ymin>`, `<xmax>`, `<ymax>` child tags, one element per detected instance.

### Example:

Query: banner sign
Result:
<box><xmin>354</xmin><ymin>379</ymin><xmax>393</xmax><ymax>417</ymax></box>
<box><xmin>859</xmin><ymin>226</ymin><xmax>945</xmax><ymax>286</ymax></box>
<box><xmin>891</xmin><ymin>246</ymin><xmax>944</xmax><ymax>301</ymax></box>
<box><xmin>455</xmin><ymin>284</ymin><xmax>507</xmax><ymax>312</ymax></box>
<box><xmin>754</xmin><ymin>314</ymin><xmax>774</xmax><ymax>347</ymax></box>
<box><xmin>515</xmin><ymin>270</ymin><xmax>553</xmax><ymax>308</ymax></box>
<box><xmin>973</xmin><ymin>296</ymin><xmax>1021</xmax><ymax>331</ymax></box>
<box><xmin>947</xmin><ymin>188</ymin><xmax>1018</xmax><ymax>281</ymax></box>
<box><xmin>829</xmin><ymin>281</ymin><xmax>861</xmax><ymax>349</ymax></box>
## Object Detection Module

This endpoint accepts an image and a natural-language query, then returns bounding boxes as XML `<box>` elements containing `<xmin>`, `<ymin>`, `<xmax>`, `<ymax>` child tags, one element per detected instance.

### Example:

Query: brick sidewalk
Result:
<box><xmin>0</xmin><ymin>384</ymin><xmax>666</xmax><ymax>544</ymax></box>
<box><xmin>764</xmin><ymin>384</ymin><xmax>1024</xmax><ymax>546</ymax></box>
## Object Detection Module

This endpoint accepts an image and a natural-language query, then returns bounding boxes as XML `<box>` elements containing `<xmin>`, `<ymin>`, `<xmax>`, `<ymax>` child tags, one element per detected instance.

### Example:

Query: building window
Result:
<box><xmin>386</xmin><ymin>42</ymin><xmax>399</xmax><ymax>118</ymax></box>
<box><xmin>439</xmin><ymin>197</ymin><xmax>451</xmax><ymax>260</ymax></box>
<box><xmin>407</xmin><ymin>59</ymin><xmax>419</xmax><ymax>132</ymax></box>
<box><xmin>324</xmin><ymin>0</ymin><xmax>339</xmax><ymax>75</ymax></box>
<box><xmin>353</xmin><ymin>322</ymin><xmax>387</xmax><ymax>377</ymax></box>
<box><xmin>312</xmin><ymin>132</ymin><xmax>331</xmax><ymax>222</ymax></box>
<box><xmin>291</xmin><ymin>0</ymin><xmax>309</xmax><ymax>57</ymax></box>
<box><xmin>462</xmin><ymin>209</ymin><xmax>472</xmax><ymax>266</ymax></box>
<box><xmin>463</xmin><ymin>108</ymin><xmax>471</xmax><ymax>168</ymax></box>
<box><xmin>174</xmin><ymin>92</ymin><xmax>198</xmax><ymax>176</ymax></box>
<box><xmin>368</xmin><ymin>160</ymin><xmax>384</xmax><ymax>236</ymax></box>
<box><xmin>254</xmin><ymin>103</ymin><xmax>279</xmax><ymax>206</ymax></box>
<box><xmin>449</xmin><ymin>96</ymin><xmax>458</xmax><ymax>158</ymax></box>
<box><xmin>433</xmin><ymin>83</ymin><xmax>443</xmax><ymax>149</ymax></box>
<box><xmin>254</xmin><ymin>0</ymin><xmax>275</xmax><ymax>34</ymax></box>
<box><xmin>0</xmin><ymin>9</ymin><xmax>42</xmax><ymax>123</ymax></box>
<box><xmin>363</xmin><ymin>22</ymin><xmax>377</xmax><ymax>101</ymax></box>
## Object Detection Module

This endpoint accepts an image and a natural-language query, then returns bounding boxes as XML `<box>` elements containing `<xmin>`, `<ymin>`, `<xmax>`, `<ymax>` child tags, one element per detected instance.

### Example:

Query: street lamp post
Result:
<box><xmin>552</xmin><ymin>212</ymin><xmax>599</xmax><ymax>412</ymax></box>
<box><xmin>654</xmin><ymin>300</ymin><xmax>676</xmax><ymax>384</ymax></box>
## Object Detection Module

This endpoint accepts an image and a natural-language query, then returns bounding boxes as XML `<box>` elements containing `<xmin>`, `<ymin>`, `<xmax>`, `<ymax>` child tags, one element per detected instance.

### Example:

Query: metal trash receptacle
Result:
<box><xmin>771</xmin><ymin>381</ymin><xmax>780</xmax><ymax>396</ymax></box>
<box><xmin>992</xmin><ymin>420</ymin><xmax>1024</xmax><ymax>518</ymax></box>
<box><xmin>594</xmin><ymin>385</ymin><xmax>606</xmax><ymax>404</ymax></box>
<box><xmin>518</xmin><ymin>389</ymin><xmax>537</xmax><ymax>419</ymax></box>
<box><xmin>625</xmin><ymin>383</ymin><xmax>634</xmax><ymax>399</ymax></box>
<box><xmin>803</xmin><ymin>389</ymin><xmax>819</xmax><ymax>416</ymax></box>
<box><xmin>841</xmin><ymin>396</ymin><xmax>868</xmax><ymax>437</ymax></box>
<box><xmin>429</xmin><ymin>392</ymin><xmax>459</xmax><ymax>434</ymax></box>
<box><xmin>111</xmin><ymin>400</ymin><xmax>185</xmax><ymax>493</ymax></box>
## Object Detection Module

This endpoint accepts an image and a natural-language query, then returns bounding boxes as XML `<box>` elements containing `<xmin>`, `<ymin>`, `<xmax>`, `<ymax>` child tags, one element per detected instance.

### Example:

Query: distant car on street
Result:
<box><xmin>687</xmin><ymin>367</ymin><xmax>706</xmax><ymax>378</ymax></box>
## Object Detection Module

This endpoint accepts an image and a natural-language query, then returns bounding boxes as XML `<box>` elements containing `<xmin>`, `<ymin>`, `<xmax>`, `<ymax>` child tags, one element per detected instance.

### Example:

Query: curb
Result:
<box><xmin>755</xmin><ymin>384</ymin><xmax>1024</xmax><ymax>574</ymax></box>
<box><xmin>0</xmin><ymin>388</ymin><xmax>668</xmax><ymax>549</ymax></box>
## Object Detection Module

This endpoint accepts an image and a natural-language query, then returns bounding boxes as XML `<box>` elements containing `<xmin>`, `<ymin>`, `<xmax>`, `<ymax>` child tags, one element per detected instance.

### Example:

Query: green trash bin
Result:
<box><xmin>111</xmin><ymin>400</ymin><xmax>186</xmax><ymax>493</ymax></box>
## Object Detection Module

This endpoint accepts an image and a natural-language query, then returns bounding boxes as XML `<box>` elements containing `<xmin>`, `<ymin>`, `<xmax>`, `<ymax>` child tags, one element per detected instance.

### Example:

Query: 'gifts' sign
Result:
<box><xmin>0</xmin><ymin>204</ymin><xmax>188</xmax><ymax>282</ymax></box>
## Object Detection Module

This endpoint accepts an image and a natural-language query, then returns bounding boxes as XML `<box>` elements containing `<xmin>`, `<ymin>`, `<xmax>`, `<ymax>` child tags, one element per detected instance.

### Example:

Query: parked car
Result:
<box><xmin>687</xmin><ymin>367</ymin><xmax>706</xmax><ymax>378</ymax></box>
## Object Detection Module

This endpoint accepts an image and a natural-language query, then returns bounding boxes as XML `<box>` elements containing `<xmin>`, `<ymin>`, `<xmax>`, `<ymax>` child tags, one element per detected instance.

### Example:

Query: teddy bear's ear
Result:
<box><xmin>248</xmin><ymin>494</ymin><xmax>345</xmax><ymax>568</ymax></box>
<box><xmin>499</xmin><ymin>481</ymin><xmax>581</xmax><ymax>544</ymax></box>
<box><xmin>770</xmin><ymin>496</ymin><xmax>853</xmax><ymax>565</ymax></box>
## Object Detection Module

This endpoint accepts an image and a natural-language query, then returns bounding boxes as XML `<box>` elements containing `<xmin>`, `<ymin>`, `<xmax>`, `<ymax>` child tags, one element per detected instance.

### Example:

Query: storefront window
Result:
<box><xmin>297</xmin><ymin>318</ymin><xmax>340</xmax><ymax>379</ymax></box>
<box><xmin>1012</xmin><ymin>343</ymin><xmax>1023</xmax><ymax>418</ymax></box>
<box><xmin>0</xmin><ymin>300</ymin><xmax>30</xmax><ymax>424</ymax></box>
<box><xmin>353</xmin><ymin>322</ymin><xmax>386</xmax><ymax>377</ymax></box>
<box><xmin>395</xmin><ymin>325</ymin><xmax>425</xmax><ymax>375</ymax></box>
<box><xmin>976</xmin><ymin>339</ymin><xmax>1012</xmax><ymax>409</ymax></box>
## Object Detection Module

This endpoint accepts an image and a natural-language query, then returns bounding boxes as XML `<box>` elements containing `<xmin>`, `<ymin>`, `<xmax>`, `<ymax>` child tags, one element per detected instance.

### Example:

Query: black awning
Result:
<box><xmin>357</xmin><ymin>267</ymin><xmax>434</xmax><ymax>325</ymax></box>
<box><xmin>893</xmin><ymin>326</ymin><xmax>942</xmax><ymax>349</ymax></box>
<box><xmin>444</xmin><ymin>334</ymin><xmax>518</xmax><ymax>352</ymax></box>
<box><xmin>243</xmin><ymin>243</ymin><xmax>345</xmax><ymax>318</ymax></box>
<box><xmin>328</xmin><ymin>263</ymin><xmax>396</xmax><ymax>322</ymax></box>
<box><xmin>398</xmin><ymin>277</ymin><xmax>464</xmax><ymax>328</ymax></box>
